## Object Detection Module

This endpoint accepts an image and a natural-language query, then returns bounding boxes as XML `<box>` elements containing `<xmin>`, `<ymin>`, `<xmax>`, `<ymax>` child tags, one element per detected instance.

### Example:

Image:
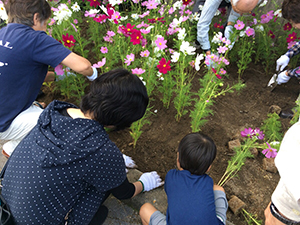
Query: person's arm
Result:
<box><xmin>264</xmin><ymin>202</ymin><xmax>298</xmax><ymax>225</ymax></box>
<box><xmin>197</xmin><ymin>0</ymin><xmax>222</xmax><ymax>53</ymax></box>
<box><xmin>285</xmin><ymin>40</ymin><xmax>300</xmax><ymax>58</ymax></box>
<box><xmin>287</xmin><ymin>66</ymin><xmax>300</xmax><ymax>78</ymax></box>
<box><xmin>61</xmin><ymin>52</ymin><xmax>97</xmax><ymax>80</ymax></box>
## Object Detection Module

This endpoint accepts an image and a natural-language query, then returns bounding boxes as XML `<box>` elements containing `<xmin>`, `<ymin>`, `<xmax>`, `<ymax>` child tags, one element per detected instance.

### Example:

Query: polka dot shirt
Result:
<box><xmin>2</xmin><ymin>100</ymin><xmax>127</xmax><ymax>225</ymax></box>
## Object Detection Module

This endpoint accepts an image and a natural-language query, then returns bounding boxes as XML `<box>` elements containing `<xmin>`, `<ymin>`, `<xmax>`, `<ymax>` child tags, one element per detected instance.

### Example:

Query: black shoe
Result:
<box><xmin>89</xmin><ymin>205</ymin><xmax>108</xmax><ymax>225</ymax></box>
<box><xmin>279</xmin><ymin>109</ymin><xmax>294</xmax><ymax>119</ymax></box>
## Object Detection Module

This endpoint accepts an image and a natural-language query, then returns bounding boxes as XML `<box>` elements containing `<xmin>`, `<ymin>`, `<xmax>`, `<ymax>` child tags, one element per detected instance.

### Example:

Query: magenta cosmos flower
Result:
<box><xmin>262</xmin><ymin>142</ymin><xmax>277</xmax><ymax>158</ymax></box>
<box><xmin>157</xmin><ymin>58</ymin><xmax>171</xmax><ymax>74</ymax></box>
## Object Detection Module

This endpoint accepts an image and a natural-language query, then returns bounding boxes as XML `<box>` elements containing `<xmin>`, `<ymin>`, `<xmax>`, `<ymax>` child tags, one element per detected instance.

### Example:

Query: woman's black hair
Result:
<box><xmin>178</xmin><ymin>132</ymin><xmax>217</xmax><ymax>175</ymax></box>
<box><xmin>80</xmin><ymin>68</ymin><xmax>149</xmax><ymax>130</ymax></box>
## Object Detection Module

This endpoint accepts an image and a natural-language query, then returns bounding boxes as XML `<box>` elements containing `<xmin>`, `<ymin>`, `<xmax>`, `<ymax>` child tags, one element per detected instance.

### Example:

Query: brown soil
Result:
<box><xmin>39</xmin><ymin>62</ymin><xmax>299</xmax><ymax>225</ymax></box>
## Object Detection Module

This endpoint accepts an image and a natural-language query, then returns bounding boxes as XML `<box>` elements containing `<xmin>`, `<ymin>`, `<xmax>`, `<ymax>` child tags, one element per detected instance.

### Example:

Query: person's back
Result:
<box><xmin>139</xmin><ymin>133</ymin><xmax>228</xmax><ymax>225</ymax></box>
<box><xmin>165</xmin><ymin>169</ymin><xmax>222</xmax><ymax>224</ymax></box>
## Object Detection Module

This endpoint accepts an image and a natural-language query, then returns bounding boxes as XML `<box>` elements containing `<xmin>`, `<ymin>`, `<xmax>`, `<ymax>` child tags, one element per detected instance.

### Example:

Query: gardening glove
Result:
<box><xmin>122</xmin><ymin>154</ymin><xmax>136</xmax><ymax>168</ymax></box>
<box><xmin>138</xmin><ymin>171</ymin><xmax>164</xmax><ymax>192</ymax></box>
<box><xmin>276</xmin><ymin>70</ymin><xmax>291</xmax><ymax>85</ymax></box>
<box><xmin>276</xmin><ymin>55</ymin><xmax>290</xmax><ymax>72</ymax></box>
<box><xmin>224</xmin><ymin>25</ymin><xmax>233</xmax><ymax>40</ymax></box>
<box><xmin>87</xmin><ymin>67</ymin><xmax>98</xmax><ymax>81</ymax></box>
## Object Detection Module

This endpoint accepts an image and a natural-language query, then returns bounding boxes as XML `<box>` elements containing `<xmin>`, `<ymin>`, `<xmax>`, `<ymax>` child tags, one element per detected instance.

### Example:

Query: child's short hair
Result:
<box><xmin>178</xmin><ymin>132</ymin><xmax>217</xmax><ymax>175</ymax></box>
<box><xmin>80</xmin><ymin>68</ymin><xmax>149</xmax><ymax>130</ymax></box>
<box><xmin>5</xmin><ymin>0</ymin><xmax>51</xmax><ymax>27</ymax></box>
<box><xmin>282</xmin><ymin>0</ymin><xmax>300</xmax><ymax>24</ymax></box>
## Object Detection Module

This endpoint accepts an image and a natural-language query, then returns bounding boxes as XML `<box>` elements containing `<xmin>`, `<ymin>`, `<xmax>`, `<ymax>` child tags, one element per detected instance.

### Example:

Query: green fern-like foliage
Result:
<box><xmin>261</xmin><ymin>113</ymin><xmax>283</xmax><ymax>142</ymax></box>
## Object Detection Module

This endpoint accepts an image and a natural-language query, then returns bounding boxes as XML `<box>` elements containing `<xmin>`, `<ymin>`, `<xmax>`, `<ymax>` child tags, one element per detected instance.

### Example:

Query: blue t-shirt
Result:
<box><xmin>165</xmin><ymin>169</ymin><xmax>223</xmax><ymax>225</ymax></box>
<box><xmin>0</xmin><ymin>23</ymin><xmax>71</xmax><ymax>132</ymax></box>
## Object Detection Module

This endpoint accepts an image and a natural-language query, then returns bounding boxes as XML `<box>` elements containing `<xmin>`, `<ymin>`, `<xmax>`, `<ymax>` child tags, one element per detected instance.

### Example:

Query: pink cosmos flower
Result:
<box><xmin>262</xmin><ymin>142</ymin><xmax>277</xmax><ymax>158</ymax></box>
<box><xmin>92</xmin><ymin>58</ymin><xmax>106</xmax><ymax>68</ymax></box>
<box><xmin>220</xmin><ymin>68</ymin><xmax>226</xmax><ymax>75</ymax></box>
<box><xmin>217</xmin><ymin>46</ymin><xmax>228</xmax><ymax>54</ymax></box>
<box><xmin>234</xmin><ymin>20</ymin><xmax>245</xmax><ymax>30</ymax></box>
<box><xmin>71</xmin><ymin>23</ymin><xmax>78</xmax><ymax>32</ymax></box>
<box><xmin>139</xmin><ymin>11</ymin><xmax>150</xmax><ymax>18</ymax></box>
<box><xmin>124</xmin><ymin>53</ymin><xmax>135</xmax><ymax>66</ymax></box>
<box><xmin>103</xmin><ymin>36</ymin><xmax>113</xmax><ymax>43</ymax></box>
<box><xmin>140</xmin><ymin>50</ymin><xmax>150</xmax><ymax>57</ymax></box>
<box><xmin>287</xmin><ymin>41</ymin><xmax>297</xmax><ymax>49</ymax></box>
<box><xmin>146</xmin><ymin>0</ymin><xmax>159</xmax><ymax>9</ymax></box>
<box><xmin>73</xmin><ymin>19</ymin><xmax>78</xmax><ymax>24</ymax></box>
<box><xmin>55</xmin><ymin>64</ymin><xmax>64</xmax><ymax>76</ymax></box>
<box><xmin>136</xmin><ymin>21</ymin><xmax>149</xmax><ymax>28</ymax></box>
<box><xmin>48</xmin><ymin>18</ymin><xmax>55</xmax><ymax>26</ymax></box>
<box><xmin>100</xmin><ymin>47</ymin><xmax>108</xmax><ymax>53</ymax></box>
<box><xmin>84</xmin><ymin>10</ymin><xmax>97</xmax><ymax>18</ymax></box>
<box><xmin>241</xmin><ymin>128</ymin><xmax>254</xmax><ymax>138</ymax></box>
<box><xmin>107</xmin><ymin>31</ymin><xmax>116</xmax><ymax>37</ymax></box>
<box><xmin>155</xmin><ymin>37</ymin><xmax>167</xmax><ymax>50</ymax></box>
<box><xmin>245</xmin><ymin>28</ymin><xmax>255</xmax><ymax>37</ymax></box>
<box><xmin>169</xmin><ymin>7</ymin><xmax>175</xmax><ymax>14</ymax></box>
<box><xmin>131</xmin><ymin>68</ymin><xmax>146</xmax><ymax>75</ymax></box>
<box><xmin>140</xmin><ymin>29</ymin><xmax>151</xmax><ymax>34</ymax></box>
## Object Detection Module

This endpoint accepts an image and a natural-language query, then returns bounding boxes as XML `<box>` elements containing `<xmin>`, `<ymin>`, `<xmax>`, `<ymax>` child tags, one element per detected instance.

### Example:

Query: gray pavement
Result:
<box><xmin>0</xmin><ymin>140</ymin><xmax>234</xmax><ymax>225</ymax></box>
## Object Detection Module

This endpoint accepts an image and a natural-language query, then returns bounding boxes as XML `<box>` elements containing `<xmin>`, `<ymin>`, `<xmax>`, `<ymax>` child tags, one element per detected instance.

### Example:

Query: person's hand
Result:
<box><xmin>264</xmin><ymin>202</ymin><xmax>285</xmax><ymax>225</ymax></box>
<box><xmin>122</xmin><ymin>154</ymin><xmax>136</xmax><ymax>168</ymax></box>
<box><xmin>138</xmin><ymin>171</ymin><xmax>164</xmax><ymax>192</ymax></box>
<box><xmin>224</xmin><ymin>25</ymin><xmax>233</xmax><ymax>40</ymax></box>
<box><xmin>87</xmin><ymin>67</ymin><xmax>98</xmax><ymax>81</ymax></box>
<box><xmin>276</xmin><ymin>55</ymin><xmax>290</xmax><ymax>72</ymax></box>
<box><xmin>276</xmin><ymin>70</ymin><xmax>291</xmax><ymax>85</ymax></box>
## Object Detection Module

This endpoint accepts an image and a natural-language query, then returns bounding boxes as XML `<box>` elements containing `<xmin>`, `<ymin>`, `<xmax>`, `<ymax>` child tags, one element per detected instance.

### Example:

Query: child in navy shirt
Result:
<box><xmin>139</xmin><ymin>132</ymin><xmax>228</xmax><ymax>225</ymax></box>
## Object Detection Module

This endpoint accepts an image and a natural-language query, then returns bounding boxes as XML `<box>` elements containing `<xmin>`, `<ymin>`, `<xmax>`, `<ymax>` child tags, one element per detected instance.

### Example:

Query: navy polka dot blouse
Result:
<box><xmin>2</xmin><ymin>100</ymin><xmax>127</xmax><ymax>225</ymax></box>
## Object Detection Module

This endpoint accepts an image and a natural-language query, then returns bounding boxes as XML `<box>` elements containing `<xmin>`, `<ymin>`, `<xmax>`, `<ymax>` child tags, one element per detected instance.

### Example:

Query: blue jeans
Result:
<box><xmin>196</xmin><ymin>0</ymin><xmax>240</xmax><ymax>51</ymax></box>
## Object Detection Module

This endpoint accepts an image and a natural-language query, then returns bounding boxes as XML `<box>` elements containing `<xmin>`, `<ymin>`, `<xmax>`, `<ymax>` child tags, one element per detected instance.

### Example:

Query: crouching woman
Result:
<box><xmin>1</xmin><ymin>68</ymin><xmax>163</xmax><ymax>225</ymax></box>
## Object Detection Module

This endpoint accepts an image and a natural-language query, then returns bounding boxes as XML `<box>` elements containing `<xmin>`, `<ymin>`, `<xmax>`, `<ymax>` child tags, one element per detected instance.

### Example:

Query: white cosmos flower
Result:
<box><xmin>146</xmin><ymin>25</ymin><xmax>154</xmax><ymax>31</ymax></box>
<box><xmin>195</xmin><ymin>53</ymin><xmax>204</xmax><ymax>71</ymax></box>
<box><xmin>259</xmin><ymin>0</ymin><xmax>267</xmax><ymax>7</ymax></box>
<box><xmin>199</xmin><ymin>5</ymin><xmax>203</xmax><ymax>10</ymax></box>
<box><xmin>177</xmin><ymin>28</ymin><xmax>186</xmax><ymax>40</ymax></box>
<box><xmin>171</xmin><ymin>52</ymin><xmax>180</xmax><ymax>62</ymax></box>
<box><xmin>173</xmin><ymin>1</ymin><xmax>182</xmax><ymax>10</ymax></box>
<box><xmin>214</xmin><ymin>10</ymin><xmax>220</xmax><ymax>16</ymax></box>
<box><xmin>212</xmin><ymin>32</ymin><xmax>223</xmax><ymax>44</ymax></box>
<box><xmin>157</xmin><ymin>72</ymin><xmax>164</xmax><ymax>80</ymax></box>
<box><xmin>109</xmin><ymin>0</ymin><xmax>123</xmax><ymax>6</ymax></box>
<box><xmin>99</xmin><ymin>5</ymin><xmax>107</xmax><ymax>15</ymax></box>
<box><xmin>255</xmin><ymin>25</ymin><xmax>264</xmax><ymax>32</ymax></box>
<box><xmin>71</xmin><ymin>2</ymin><xmax>80</xmax><ymax>12</ymax></box>
<box><xmin>53</xmin><ymin>4</ymin><xmax>72</xmax><ymax>25</ymax></box>
<box><xmin>190</xmin><ymin>12</ymin><xmax>200</xmax><ymax>22</ymax></box>
<box><xmin>239</xmin><ymin>30</ymin><xmax>246</xmax><ymax>37</ymax></box>
<box><xmin>120</xmin><ymin>15</ymin><xmax>128</xmax><ymax>21</ymax></box>
<box><xmin>274</xmin><ymin>9</ymin><xmax>282</xmax><ymax>17</ymax></box>
<box><xmin>172</xmin><ymin>17</ymin><xmax>183</xmax><ymax>27</ymax></box>
<box><xmin>0</xmin><ymin>2</ymin><xmax>7</xmax><ymax>21</ymax></box>
<box><xmin>180</xmin><ymin>41</ymin><xmax>196</xmax><ymax>55</ymax></box>
<box><xmin>131</xmin><ymin>13</ymin><xmax>139</xmax><ymax>20</ymax></box>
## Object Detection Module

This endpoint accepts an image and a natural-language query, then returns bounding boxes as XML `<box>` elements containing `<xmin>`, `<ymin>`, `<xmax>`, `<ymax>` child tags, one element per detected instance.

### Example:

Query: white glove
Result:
<box><xmin>138</xmin><ymin>171</ymin><xmax>164</xmax><ymax>192</ymax></box>
<box><xmin>276</xmin><ymin>70</ymin><xmax>291</xmax><ymax>85</ymax></box>
<box><xmin>224</xmin><ymin>25</ymin><xmax>233</xmax><ymax>40</ymax></box>
<box><xmin>122</xmin><ymin>154</ymin><xmax>136</xmax><ymax>168</ymax></box>
<box><xmin>87</xmin><ymin>67</ymin><xmax>98</xmax><ymax>81</ymax></box>
<box><xmin>276</xmin><ymin>55</ymin><xmax>290</xmax><ymax>72</ymax></box>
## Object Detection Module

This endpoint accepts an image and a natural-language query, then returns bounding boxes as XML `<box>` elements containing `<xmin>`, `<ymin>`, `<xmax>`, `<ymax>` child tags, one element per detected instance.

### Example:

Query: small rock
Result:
<box><xmin>250</xmin><ymin>147</ymin><xmax>258</xmax><ymax>157</ymax></box>
<box><xmin>262</xmin><ymin>158</ymin><xmax>277</xmax><ymax>173</ymax></box>
<box><xmin>269</xmin><ymin>105</ymin><xmax>281</xmax><ymax>114</ymax></box>
<box><xmin>228</xmin><ymin>195</ymin><xmax>246</xmax><ymax>215</ymax></box>
<box><xmin>228</xmin><ymin>139</ymin><xmax>241</xmax><ymax>151</ymax></box>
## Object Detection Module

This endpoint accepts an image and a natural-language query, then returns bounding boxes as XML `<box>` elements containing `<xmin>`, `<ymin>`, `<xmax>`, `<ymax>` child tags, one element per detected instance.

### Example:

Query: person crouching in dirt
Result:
<box><xmin>139</xmin><ymin>132</ymin><xmax>228</xmax><ymax>225</ymax></box>
<box><xmin>1</xmin><ymin>68</ymin><xmax>164</xmax><ymax>225</ymax></box>
<box><xmin>0</xmin><ymin>0</ymin><xmax>98</xmax><ymax>157</ymax></box>
<box><xmin>274</xmin><ymin>0</ymin><xmax>300</xmax><ymax>119</ymax></box>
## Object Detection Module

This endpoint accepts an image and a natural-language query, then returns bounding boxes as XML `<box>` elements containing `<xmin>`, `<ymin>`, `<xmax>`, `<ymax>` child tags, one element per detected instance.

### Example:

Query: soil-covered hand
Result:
<box><xmin>122</xmin><ymin>154</ymin><xmax>136</xmax><ymax>168</ymax></box>
<box><xmin>276</xmin><ymin>70</ymin><xmax>291</xmax><ymax>85</ymax></box>
<box><xmin>276</xmin><ymin>55</ymin><xmax>290</xmax><ymax>72</ymax></box>
<box><xmin>138</xmin><ymin>171</ymin><xmax>164</xmax><ymax>192</ymax></box>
